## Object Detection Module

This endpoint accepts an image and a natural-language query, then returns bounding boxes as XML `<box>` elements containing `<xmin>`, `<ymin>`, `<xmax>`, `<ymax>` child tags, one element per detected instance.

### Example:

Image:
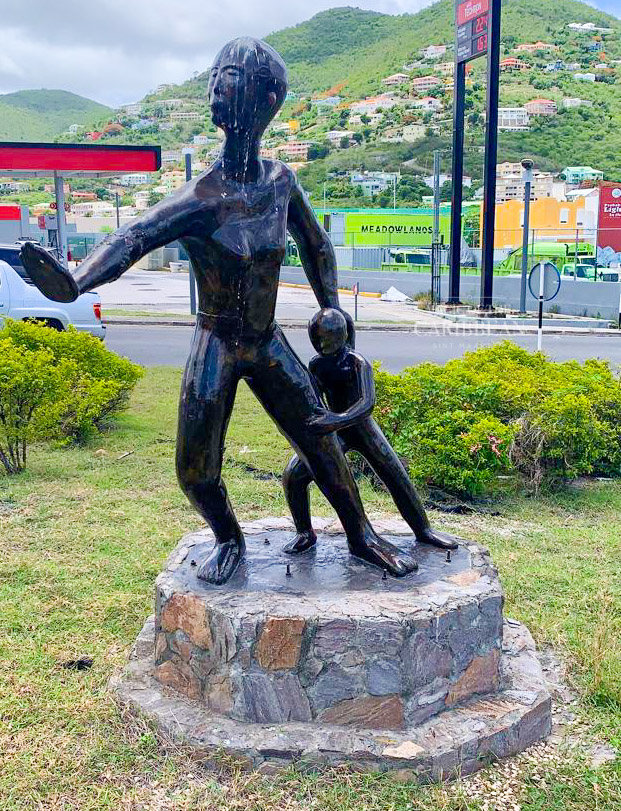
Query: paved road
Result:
<box><xmin>105</xmin><ymin>324</ymin><xmax>621</xmax><ymax>371</ymax></box>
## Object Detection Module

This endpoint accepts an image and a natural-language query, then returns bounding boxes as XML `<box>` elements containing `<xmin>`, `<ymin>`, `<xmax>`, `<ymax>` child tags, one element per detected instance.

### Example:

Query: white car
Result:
<box><xmin>0</xmin><ymin>246</ymin><xmax>105</xmax><ymax>338</ymax></box>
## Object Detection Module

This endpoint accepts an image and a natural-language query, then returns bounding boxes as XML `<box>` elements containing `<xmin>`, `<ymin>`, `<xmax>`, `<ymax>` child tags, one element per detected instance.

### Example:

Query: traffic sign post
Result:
<box><xmin>352</xmin><ymin>281</ymin><xmax>359</xmax><ymax>321</ymax></box>
<box><xmin>528</xmin><ymin>261</ymin><xmax>561</xmax><ymax>352</ymax></box>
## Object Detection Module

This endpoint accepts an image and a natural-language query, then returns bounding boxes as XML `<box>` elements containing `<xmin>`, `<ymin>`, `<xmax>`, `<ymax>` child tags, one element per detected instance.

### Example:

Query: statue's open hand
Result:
<box><xmin>20</xmin><ymin>242</ymin><xmax>79</xmax><ymax>303</ymax></box>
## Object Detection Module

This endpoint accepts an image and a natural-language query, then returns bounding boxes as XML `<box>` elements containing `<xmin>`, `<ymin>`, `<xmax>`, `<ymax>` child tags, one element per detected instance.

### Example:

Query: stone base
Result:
<box><xmin>112</xmin><ymin>518</ymin><xmax>551</xmax><ymax>777</ymax></box>
<box><xmin>113</xmin><ymin>618</ymin><xmax>550</xmax><ymax>777</ymax></box>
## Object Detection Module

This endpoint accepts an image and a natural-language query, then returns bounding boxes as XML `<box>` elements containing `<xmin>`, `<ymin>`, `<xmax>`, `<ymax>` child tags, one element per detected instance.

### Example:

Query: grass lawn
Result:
<box><xmin>0</xmin><ymin>367</ymin><xmax>619</xmax><ymax>810</ymax></box>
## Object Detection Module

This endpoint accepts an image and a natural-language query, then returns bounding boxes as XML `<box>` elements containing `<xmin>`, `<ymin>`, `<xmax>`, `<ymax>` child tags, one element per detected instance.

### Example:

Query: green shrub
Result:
<box><xmin>373</xmin><ymin>342</ymin><xmax>621</xmax><ymax>497</ymax></box>
<box><xmin>0</xmin><ymin>321</ymin><xmax>143</xmax><ymax>473</ymax></box>
<box><xmin>2</xmin><ymin>320</ymin><xmax>143</xmax><ymax>443</ymax></box>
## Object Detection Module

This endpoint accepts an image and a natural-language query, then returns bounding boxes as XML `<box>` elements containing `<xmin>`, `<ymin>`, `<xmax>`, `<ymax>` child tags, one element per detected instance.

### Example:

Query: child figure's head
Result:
<box><xmin>309</xmin><ymin>308</ymin><xmax>348</xmax><ymax>356</ymax></box>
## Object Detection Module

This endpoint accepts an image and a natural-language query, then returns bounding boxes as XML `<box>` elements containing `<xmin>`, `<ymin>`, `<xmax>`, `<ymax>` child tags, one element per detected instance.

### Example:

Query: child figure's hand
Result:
<box><xmin>306</xmin><ymin>410</ymin><xmax>343</xmax><ymax>435</ymax></box>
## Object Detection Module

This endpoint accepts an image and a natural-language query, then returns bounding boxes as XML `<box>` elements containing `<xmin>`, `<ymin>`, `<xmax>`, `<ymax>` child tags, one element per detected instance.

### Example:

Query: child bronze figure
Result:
<box><xmin>284</xmin><ymin>308</ymin><xmax>460</xmax><ymax>557</ymax></box>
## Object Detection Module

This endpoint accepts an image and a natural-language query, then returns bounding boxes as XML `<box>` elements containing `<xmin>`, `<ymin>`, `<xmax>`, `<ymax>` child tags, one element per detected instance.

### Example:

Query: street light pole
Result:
<box><xmin>393</xmin><ymin>175</ymin><xmax>397</xmax><ymax>211</ymax></box>
<box><xmin>519</xmin><ymin>159</ymin><xmax>533</xmax><ymax>314</ymax></box>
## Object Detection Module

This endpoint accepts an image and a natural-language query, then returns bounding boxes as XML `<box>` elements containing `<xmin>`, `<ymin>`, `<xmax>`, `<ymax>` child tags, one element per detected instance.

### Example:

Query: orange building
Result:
<box><xmin>490</xmin><ymin>198</ymin><xmax>593</xmax><ymax>247</ymax></box>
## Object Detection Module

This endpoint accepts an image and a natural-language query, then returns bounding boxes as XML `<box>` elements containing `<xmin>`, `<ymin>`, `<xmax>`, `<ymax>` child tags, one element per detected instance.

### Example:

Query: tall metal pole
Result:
<box><xmin>184</xmin><ymin>150</ymin><xmax>197</xmax><ymax>316</ymax></box>
<box><xmin>115</xmin><ymin>191</ymin><xmax>120</xmax><ymax>228</ymax></box>
<box><xmin>479</xmin><ymin>0</ymin><xmax>502</xmax><ymax>311</ymax></box>
<box><xmin>432</xmin><ymin>150</ymin><xmax>441</xmax><ymax>245</ymax></box>
<box><xmin>431</xmin><ymin>150</ymin><xmax>441</xmax><ymax>307</ymax></box>
<box><xmin>393</xmin><ymin>175</ymin><xmax>397</xmax><ymax>211</ymax></box>
<box><xmin>448</xmin><ymin>61</ymin><xmax>466</xmax><ymax>305</ymax></box>
<box><xmin>519</xmin><ymin>159</ymin><xmax>533</xmax><ymax>313</ymax></box>
<box><xmin>53</xmin><ymin>171</ymin><xmax>68</xmax><ymax>268</ymax></box>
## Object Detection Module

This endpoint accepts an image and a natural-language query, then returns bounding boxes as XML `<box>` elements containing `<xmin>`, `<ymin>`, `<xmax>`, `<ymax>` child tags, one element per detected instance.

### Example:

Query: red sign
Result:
<box><xmin>456</xmin><ymin>0</ymin><xmax>489</xmax><ymax>26</ymax></box>
<box><xmin>0</xmin><ymin>204</ymin><xmax>21</xmax><ymax>221</ymax></box>
<box><xmin>38</xmin><ymin>215</ymin><xmax>46</xmax><ymax>229</ymax></box>
<box><xmin>0</xmin><ymin>142</ymin><xmax>161</xmax><ymax>174</ymax></box>
<box><xmin>598</xmin><ymin>183</ymin><xmax>621</xmax><ymax>254</ymax></box>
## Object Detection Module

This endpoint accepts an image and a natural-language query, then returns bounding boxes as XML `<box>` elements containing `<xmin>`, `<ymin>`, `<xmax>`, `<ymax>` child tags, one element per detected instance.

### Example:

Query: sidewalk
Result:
<box><xmin>99</xmin><ymin>271</ymin><xmax>620</xmax><ymax>337</ymax></box>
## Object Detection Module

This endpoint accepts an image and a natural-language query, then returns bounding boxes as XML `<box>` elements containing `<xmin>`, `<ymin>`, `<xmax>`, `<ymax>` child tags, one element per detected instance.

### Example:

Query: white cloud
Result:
<box><xmin>0</xmin><ymin>1</ymin><xmax>435</xmax><ymax>106</ymax></box>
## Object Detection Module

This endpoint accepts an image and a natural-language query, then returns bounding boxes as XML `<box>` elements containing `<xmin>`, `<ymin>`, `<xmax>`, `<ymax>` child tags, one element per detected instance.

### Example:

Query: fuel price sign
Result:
<box><xmin>456</xmin><ymin>0</ymin><xmax>489</xmax><ymax>63</ymax></box>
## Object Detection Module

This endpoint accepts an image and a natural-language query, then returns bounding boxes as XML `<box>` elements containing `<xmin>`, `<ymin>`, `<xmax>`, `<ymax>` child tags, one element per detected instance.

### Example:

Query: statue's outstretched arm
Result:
<box><xmin>308</xmin><ymin>356</ymin><xmax>376</xmax><ymax>435</ymax></box>
<box><xmin>287</xmin><ymin>181</ymin><xmax>340</xmax><ymax>310</ymax></box>
<box><xmin>21</xmin><ymin>192</ymin><xmax>197</xmax><ymax>303</ymax></box>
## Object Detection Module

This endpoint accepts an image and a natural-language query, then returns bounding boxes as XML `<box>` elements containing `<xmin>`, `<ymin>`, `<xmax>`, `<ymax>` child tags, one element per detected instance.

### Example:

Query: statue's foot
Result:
<box><xmin>20</xmin><ymin>242</ymin><xmax>79</xmax><ymax>303</ymax></box>
<box><xmin>283</xmin><ymin>530</ymin><xmax>317</xmax><ymax>554</ymax></box>
<box><xmin>417</xmin><ymin>528</ymin><xmax>460</xmax><ymax>551</ymax></box>
<box><xmin>349</xmin><ymin>525</ymin><xmax>418</xmax><ymax>578</ymax></box>
<box><xmin>197</xmin><ymin>540</ymin><xmax>245</xmax><ymax>585</ymax></box>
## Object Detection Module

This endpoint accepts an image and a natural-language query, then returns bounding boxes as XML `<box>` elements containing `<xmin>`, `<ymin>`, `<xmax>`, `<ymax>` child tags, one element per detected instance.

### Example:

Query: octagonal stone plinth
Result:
<box><xmin>113</xmin><ymin>517</ymin><xmax>551</xmax><ymax>776</ymax></box>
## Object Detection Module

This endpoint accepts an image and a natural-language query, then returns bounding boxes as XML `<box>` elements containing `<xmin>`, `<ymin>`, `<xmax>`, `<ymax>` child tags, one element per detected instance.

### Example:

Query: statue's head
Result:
<box><xmin>309</xmin><ymin>308</ymin><xmax>348</xmax><ymax>356</ymax></box>
<box><xmin>208</xmin><ymin>37</ymin><xmax>287</xmax><ymax>136</ymax></box>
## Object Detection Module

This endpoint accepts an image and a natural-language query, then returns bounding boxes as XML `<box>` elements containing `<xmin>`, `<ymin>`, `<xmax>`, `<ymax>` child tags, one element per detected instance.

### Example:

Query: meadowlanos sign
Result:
<box><xmin>343</xmin><ymin>211</ymin><xmax>452</xmax><ymax>246</ymax></box>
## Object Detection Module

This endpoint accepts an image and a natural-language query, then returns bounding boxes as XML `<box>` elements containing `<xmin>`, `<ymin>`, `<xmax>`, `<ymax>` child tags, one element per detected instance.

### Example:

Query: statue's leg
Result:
<box><xmin>355</xmin><ymin>420</ymin><xmax>459</xmax><ymax>551</ymax></box>
<box><xmin>282</xmin><ymin>454</ymin><xmax>317</xmax><ymax>553</ymax></box>
<box><xmin>176</xmin><ymin>328</ymin><xmax>244</xmax><ymax>584</ymax></box>
<box><xmin>249</xmin><ymin>326</ymin><xmax>417</xmax><ymax>576</ymax></box>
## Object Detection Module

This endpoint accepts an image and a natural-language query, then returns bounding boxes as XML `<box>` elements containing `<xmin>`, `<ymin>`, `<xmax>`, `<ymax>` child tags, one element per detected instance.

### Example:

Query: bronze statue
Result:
<box><xmin>283</xmin><ymin>308</ymin><xmax>459</xmax><ymax>556</ymax></box>
<box><xmin>20</xmin><ymin>37</ymin><xmax>421</xmax><ymax>584</ymax></box>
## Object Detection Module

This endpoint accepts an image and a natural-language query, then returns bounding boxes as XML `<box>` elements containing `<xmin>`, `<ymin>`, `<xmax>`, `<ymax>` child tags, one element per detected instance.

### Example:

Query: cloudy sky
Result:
<box><xmin>0</xmin><ymin>0</ymin><xmax>617</xmax><ymax>107</ymax></box>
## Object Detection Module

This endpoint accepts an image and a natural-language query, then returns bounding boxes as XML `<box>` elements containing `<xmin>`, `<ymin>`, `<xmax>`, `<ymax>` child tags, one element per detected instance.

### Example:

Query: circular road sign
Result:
<box><xmin>528</xmin><ymin>261</ymin><xmax>561</xmax><ymax>302</ymax></box>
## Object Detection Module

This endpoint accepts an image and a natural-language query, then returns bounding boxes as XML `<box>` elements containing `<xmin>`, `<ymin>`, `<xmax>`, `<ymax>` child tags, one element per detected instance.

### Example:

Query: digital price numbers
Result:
<box><xmin>456</xmin><ymin>0</ymin><xmax>489</xmax><ymax>63</ymax></box>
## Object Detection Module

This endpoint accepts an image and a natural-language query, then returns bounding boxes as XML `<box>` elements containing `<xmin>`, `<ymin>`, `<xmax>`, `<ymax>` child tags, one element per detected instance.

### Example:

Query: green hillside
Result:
<box><xmin>0</xmin><ymin>89</ymin><xmax>111</xmax><ymax>141</ymax></box>
<box><xmin>265</xmin><ymin>0</ymin><xmax>620</xmax><ymax>99</ymax></box>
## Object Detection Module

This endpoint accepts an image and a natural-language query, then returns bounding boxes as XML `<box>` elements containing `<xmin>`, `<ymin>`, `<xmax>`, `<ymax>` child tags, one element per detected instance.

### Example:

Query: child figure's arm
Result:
<box><xmin>307</xmin><ymin>355</ymin><xmax>376</xmax><ymax>434</ymax></box>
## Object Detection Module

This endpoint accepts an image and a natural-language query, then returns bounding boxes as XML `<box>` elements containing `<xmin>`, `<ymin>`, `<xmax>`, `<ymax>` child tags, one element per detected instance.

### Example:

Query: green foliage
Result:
<box><xmin>0</xmin><ymin>321</ymin><xmax>143</xmax><ymax>473</ymax></box>
<box><xmin>0</xmin><ymin>340</ymin><xmax>64</xmax><ymax>474</ymax></box>
<box><xmin>373</xmin><ymin>342</ymin><xmax>621</xmax><ymax>497</ymax></box>
<box><xmin>0</xmin><ymin>89</ymin><xmax>111</xmax><ymax>141</ymax></box>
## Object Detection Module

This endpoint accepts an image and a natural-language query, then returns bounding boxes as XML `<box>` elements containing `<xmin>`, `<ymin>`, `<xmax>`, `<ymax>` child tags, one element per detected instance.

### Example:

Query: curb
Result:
<box><xmin>102</xmin><ymin>316</ymin><xmax>621</xmax><ymax>337</ymax></box>
<box><xmin>279</xmin><ymin>281</ymin><xmax>382</xmax><ymax>298</ymax></box>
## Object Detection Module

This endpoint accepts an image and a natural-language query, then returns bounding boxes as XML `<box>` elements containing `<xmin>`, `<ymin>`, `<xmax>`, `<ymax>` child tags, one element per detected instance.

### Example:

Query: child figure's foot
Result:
<box><xmin>349</xmin><ymin>525</ymin><xmax>418</xmax><ymax>577</ymax></box>
<box><xmin>417</xmin><ymin>528</ymin><xmax>461</xmax><ymax>551</ymax></box>
<box><xmin>197</xmin><ymin>539</ymin><xmax>245</xmax><ymax>585</ymax></box>
<box><xmin>283</xmin><ymin>530</ymin><xmax>317</xmax><ymax>554</ymax></box>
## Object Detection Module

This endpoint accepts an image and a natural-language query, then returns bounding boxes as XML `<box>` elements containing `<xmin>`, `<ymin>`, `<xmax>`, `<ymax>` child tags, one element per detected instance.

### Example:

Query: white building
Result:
<box><xmin>573</xmin><ymin>73</ymin><xmax>596</xmax><ymax>82</ymax></box>
<box><xmin>120</xmin><ymin>103</ymin><xmax>142</xmax><ymax>116</ymax></box>
<box><xmin>134</xmin><ymin>190</ymin><xmax>151</xmax><ymax>210</ymax></box>
<box><xmin>402</xmin><ymin>124</ymin><xmax>427</xmax><ymax>142</ymax></box>
<box><xmin>350</xmin><ymin>95</ymin><xmax>399</xmax><ymax>114</ymax></box>
<box><xmin>568</xmin><ymin>22</ymin><xmax>613</xmax><ymax>33</ymax></box>
<box><xmin>68</xmin><ymin>124</ymin><xmax>84</xmax><ymax>134</ymax></box>
<box><xmin>562</xmin><ymin>97</ymin><xmax>593</xmax><ymax>108</ymax></box>
<box><xmin>117</xmin><ymin>172</ymin><xmax>150</xmax><ymax>187</ymax></box>
<box><xmin>170</xmin><ymin>110</ymin><xmax>203</xmax><ymax>122</ymax></box>
<box><xmin>349</xmin><ymin>113</ymin><xmax>383</xmax><ymax>127</ymax></box>
<box><xmin>497</xmin><ymin>108</ymin><xmax>530</xmax><ymax>131</ymax></box>
<box><xmin>421</xmin><ymin>44</ymin><xmax>447</xmax><ymax>60</ymax></box>
<box><xmin>412</xmin><ymin>96</ymin><xmax>443</xmax><ymax>112</ymax></box>
<box><xmin>71</xmin><ymin>201</ymin><xmax>115</xmax><ymax>216</ymax></box>
<box><xmin>382</xmin><ymin>73</ymin><xmax>410</xmax><ymax>86</ymax></box>
<box><xmin>193</xmin><ymin>134</ymin><xmax>212</xmax><ymax>145</ymax></box>
<box><xmin>325</xmin><ymin>130</ymin><xmax>355</xmax><ymax>145</ymax></box>
<box><xmin>350</xmin><ymin>171</ymin><xmax>400</xmax><ymax>197</ymax></box>
<box><xmin>161</xmin><ymin>150</ymin><xmax>183</xmax><ymax>164</ymax></box>
<box><xmin>154</xmin><ymin>98</ymin><xmax>187</xmax><ymax>109</ymax></box>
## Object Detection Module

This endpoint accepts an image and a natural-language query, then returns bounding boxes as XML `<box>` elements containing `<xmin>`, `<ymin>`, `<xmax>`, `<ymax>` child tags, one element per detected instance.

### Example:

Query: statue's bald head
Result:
<box><xmin>208</xmin><ymin>37</ymin><xmax>288</xmax><ymax>134</ymax></box>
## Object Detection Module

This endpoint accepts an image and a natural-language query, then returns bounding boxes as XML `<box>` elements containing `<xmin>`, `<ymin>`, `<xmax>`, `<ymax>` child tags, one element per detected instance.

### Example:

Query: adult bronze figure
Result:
<box><xmin>20</xmin><ymin>37</ymin><xmax>417</xmax><ymax>584</ymax></box>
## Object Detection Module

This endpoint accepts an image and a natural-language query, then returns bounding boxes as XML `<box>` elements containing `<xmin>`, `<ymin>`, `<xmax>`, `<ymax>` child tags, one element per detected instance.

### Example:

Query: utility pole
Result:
<box><xmin>479</xmin><ymin>0</ymin><xmax>502</xmax><ymax>311</ymax></box>
<box><xmin>519</xmin><ymin>159</ymin><xmax>533</xmax><ymax>313</ymax></box>
<box><xmin>184</xmin><ymin>148</ymin><xmax>197</xmax><ymax>316</ymax></box>
<box><xmin>115</xmin><ymin>191</ymin><xmax>120</xmax><ymax>228</ymax></box>
<box><xmin>448</xmin><ymin>61</ymin><xmax>466</xmax><ymax>305</ymax></box>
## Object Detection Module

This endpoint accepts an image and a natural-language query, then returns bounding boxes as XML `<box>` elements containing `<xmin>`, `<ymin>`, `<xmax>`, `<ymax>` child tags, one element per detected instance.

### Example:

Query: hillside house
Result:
<box><xmin>573</xmin><ymin>72</ymin><xmax>597</xmax><ymax>81</ymax></box>
<box><xmin>421</xmin><ymin>44</ymin><xmax>447</xmax><ymax>60</ymax></box>
<box><xmin>500</xmin><ymin>58</ymin><xmax>527</xmax><ymax>71</ymax></box>
<box><xmin>325</xmin><ymin>130</ymin><xmax>355</xmax><ymax>145</ymax></box>
<box><xmin>514</xmin><ymin>42</ymin><xmax>558</xmax><ymax>53</ymax></box>
<box><xmin>350</xmin><ymin>171</ymin><xmax>400</xmax><ymax>196</ymax></box>
<box><xmin>562</xmin><ymin>97</ymin><xmax>593</xmax><ymax>108</ymax></box>
<box><xmin>411</xmin><ymin>75</ymin><xmax>442</xmax><ymax>93</ymax></box>
<box><xmin>382</xmin><ymin>73</ymin><xmax>410</xmax><ymax>86</ymax></box>
<box><xmin>412</xmin><ymin>96</ymin><xmax>443</xmax><ymax>112</ymax></box>
<box><xmin>562</xmin><ymin>166</ymin><xmax>604</xmax><ymax>185</ymax></box>
<box><xmin>497</xmin><ymin>108</ymin><xmax>530</xmax><ymax>131</ymax></box>
<box><xmin>524</xmin><ymin>98</ymin><xmax>557</xmax><ymax>116</ymax></box>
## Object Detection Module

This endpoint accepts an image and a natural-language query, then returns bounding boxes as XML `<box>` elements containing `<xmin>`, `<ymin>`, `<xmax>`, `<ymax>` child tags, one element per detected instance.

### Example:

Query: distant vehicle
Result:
<box><xmin>497</xmin><ymin>241</ymin><xmax>597</xmax><ymax>275</ymax></box>
<box><xmin>381</xmin><ymin>248</ymin><xmax>432</xmax><ymax>272</ymax></box>
<box><xmin>561</xmin><ymin>262</ymin><xmax>619</xmax><ymax>282</ymax></box>
<box><xmin>0</xmin><ymin>248</ymin><xmax>105</xmax><ymax>338</ymax></box>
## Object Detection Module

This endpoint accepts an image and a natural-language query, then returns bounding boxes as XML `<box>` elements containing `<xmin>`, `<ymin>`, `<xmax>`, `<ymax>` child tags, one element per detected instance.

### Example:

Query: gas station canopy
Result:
<box><xmin>0</xmin><ymin>141</ymin><xmax>161</xmax><ymax>178</ymax></box>
<box><xmin>0</xmin><ymin>141</ymin><xmax>161</xmax><ymax>264</ymax></box>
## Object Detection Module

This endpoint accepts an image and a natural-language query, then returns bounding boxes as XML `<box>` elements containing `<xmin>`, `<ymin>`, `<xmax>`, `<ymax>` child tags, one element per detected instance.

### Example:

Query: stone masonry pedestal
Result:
<box><xmin>113</xmin><ymin>517</ymin><xmax>551</xmax><ymax>778</ymax></box>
